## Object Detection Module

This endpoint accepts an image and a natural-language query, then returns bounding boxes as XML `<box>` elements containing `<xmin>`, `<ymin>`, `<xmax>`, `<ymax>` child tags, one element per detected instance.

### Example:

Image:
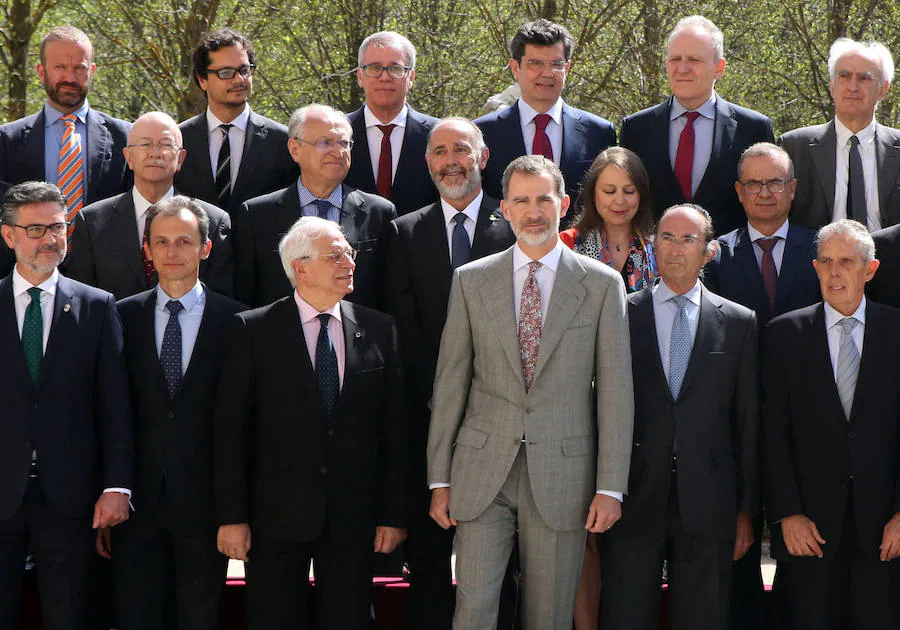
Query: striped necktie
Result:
<box><xmin>58</xmin><ymin>114</ymin><xmax>84</xmax><ymax>242</ymax></box>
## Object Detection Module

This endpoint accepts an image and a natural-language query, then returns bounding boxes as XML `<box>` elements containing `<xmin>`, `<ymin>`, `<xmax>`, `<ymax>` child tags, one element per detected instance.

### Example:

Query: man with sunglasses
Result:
<box><xmin>175</xmin><ymin>29</ymin><xmax>296</xmax><ymax>217</ymax></box>
<box><xmin>345</xmin><ymin>31</ymin><xmax>439</xmax><ymax>216</ymax></box>
<box><xmin>235</xmin><ymin>104</ymin><xmax>396</xmax><ymax>310</ymax></box>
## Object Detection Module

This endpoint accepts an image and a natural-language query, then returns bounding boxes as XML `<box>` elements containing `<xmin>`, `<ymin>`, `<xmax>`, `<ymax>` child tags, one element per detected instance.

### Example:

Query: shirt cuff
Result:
<box><xmin>596</xmin><ymin>490</ymin><xmax>623</xmax><ymax>502</ymax></box>
<box><xmin>103</xmin><ymin>487</ymin><xmax>132</xmax><ymax>497</ymax></box>
<box><xmin>429</xmin><ymin>483</ymin><xmax>450</xmax><ymax>490</ymax></box>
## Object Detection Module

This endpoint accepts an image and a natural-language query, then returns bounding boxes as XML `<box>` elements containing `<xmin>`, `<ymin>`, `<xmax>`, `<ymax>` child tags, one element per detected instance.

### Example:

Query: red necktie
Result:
<box><xmin>674</xmin><ymin>111</ymin><xmax>701</xmax><ymax>201</ymax></box>
<box><xmin>141</xmin><ymin>217</ymin><xmax>156</xmax><ymax>287</ymax></box>
<box><xmin>532</xmin><ymin>114</ymin><xmax>553</xmax><ymax>161</ymax></box>
<box><xmin>376</xmin><ymin>124</ymin><xmax>397</xmax><ymax>199</ymax></box>
<box><xmin>756</xmin><ymin>237</ymin><xmax>779</xmax><ymax>310</ymax></box>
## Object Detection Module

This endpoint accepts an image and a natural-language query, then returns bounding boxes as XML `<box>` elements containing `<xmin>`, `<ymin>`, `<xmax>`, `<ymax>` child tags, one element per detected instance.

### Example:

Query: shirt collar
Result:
<box><xmin>440</xmin><ymin>191</ymin><xmax>484</xmax><ymax>227</ymax></box>
<box><xmin>206</xmin><ymin>105</ymin><xmax>250</xmax><ymax>134</ymax></box>
<box><xmin>156</xmin><ymin>280</ymin><xmax>204</xmax><ymax>312</ymax></box>
<box><xmin>12</xmin><ymin>266</ymin><xmax>59</xmax><ymax>297</ymax></box>
<box><xmin>363</xmin><ymin>103</ymin><xmax>408</xmax><ymax>129</ymax></box>
<box><xmin>653</xmin><ymin>277</ymin><xmax>702</xmax><ymax>307</ymax></box>
<box><xmin>297</xmin><ymin>179</ymin><xmax>343</xmax><ymax>210</ymax></box>
<box><xmin>518</xmin><ymin>97</ymin><xmax>564</xmax><ymax>127</ymax></box>
<box><xmin>834</xmin><ymin>116</ymin><xmax>877</xmax><ymax>148</ymax></box>
<box><xmin>294</xmin><ymin>291</ymin><xmax>343</xmax><ymax>326</ymax></box>
<box><xmin>513</xmin><ymin>239</ymin><xmax>563</xmax><ymax>274</ymax></box>
<box><xmin>824</xmin><ymin>296</ymin><xmax>867</xmax><ymax>330</ymax></box>
<box><xmin>670</xmin><ymin>93</ymin><xmax>717</xmax><ymax>121</ymax></box>
<box><xmin>132</xmin><ymin>186</ymin><xmax>175</xmax><ymax>218</ymax></box>
<box><xmin>44</xmin><ymin>101</ymin><xmax>89</xmax><ymax>127</ymax></box>
<box><xmin>747</xmin><ymin>219</ymin><xmax>789</xmax><ymax>243</ymax></box>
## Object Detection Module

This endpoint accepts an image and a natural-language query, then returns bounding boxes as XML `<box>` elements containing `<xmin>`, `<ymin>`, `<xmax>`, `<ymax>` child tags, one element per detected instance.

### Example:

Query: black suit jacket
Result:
<box><xmin>620</xmin><ymin>96</ymin><xmax>775</xmax><ymax>235</ymax></box>
<box><xmin>474</xmin><ymin>101</ymin><xmax>616</xmax><ymax>203</ymax></box>
<box><xmin>867</xmin><ymin>223</ymin><xmax>900</xmax><ymax>308</ymax></box>
<box><xmin>344</xmin><ymin>105</ymin><xmax>439</xmax><ymax>216</ymax></box>
<box><xmin>66</xmin><ymin>190</ymin><xmax>234</xmax><ymax>299</ymax></box>
<box><xmin>118</xmin><ymin>287</ymin><xmax>244</xmax><ymax>529</ymax></box>
<box><xmin>234</xmin><ymin>183</ymin><xmax>396</xmax><ymax>309</ymax></box>
<box><xmin>174</xmin><ymin>111</ymin><xmax>297</xmax><ymax>216</ymax></box>
<box><xmin>764</xmin><ymin>301</ymin><xmax>900</xmax><ymax>561</ymax></box>
<box><xmin>214</xmin><ymin>297</ymin><xmax>407</xmax><ymax>541</ymax></box>
<box><xmin>0</xmin><ymin>273</ymin><xmax>132</xmax><ymax>520</ymax></box>
<box><xmin>614</xmin><ymin>284</ymin><xmax>758</xmax><ymax>541</ymax></box>
<box><xmin>704</xmin><ymin>223</ymin><xmax>820</xmax><ymax>327</ymax></box>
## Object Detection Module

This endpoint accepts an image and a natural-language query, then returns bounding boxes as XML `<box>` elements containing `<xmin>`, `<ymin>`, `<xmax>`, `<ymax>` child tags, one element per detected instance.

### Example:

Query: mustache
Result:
<box><xmin>439</xmin><ymin>166</ymin><xmax>466</xmax><ymax>177</ymax></box>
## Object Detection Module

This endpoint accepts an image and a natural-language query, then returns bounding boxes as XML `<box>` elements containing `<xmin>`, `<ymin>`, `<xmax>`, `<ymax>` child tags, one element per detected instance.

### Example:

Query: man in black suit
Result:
<box><xmin>780</xmin><ymin>39</ymin><xmax>900</xmax><ymax>232</ymax></box>
<box><xmin>174</xmin><ymin>29</ymin><xmax>296</xmax><ymax>216</ymax></box>
<box><xmin>474</xmin><ymin>19</ymin><xmax>616</xmax><ymax>220</ymax></box>
<box><xmin>215</xmin><ymin>215</ymin><xmax>407</xmax><ymax>630</ymax></box>
<box><xmin>234</xmin><ymin>104</ymin><xmax>396</xmax><ymax>309</ymax></box>
<box><xmin>385</xmin><ymin>117</ymin><xmax>515</xmax><ymax>630</ymax></box>
<box><xmin>0</xmin><ymin>25</ymin><xmax>131</xmax><ymax>277</ymax></box>
<box><xmin>0</xmin><ymin>181</ymin><xmax>132</xmax><ymax>630</ymax></box>
<box><xmin>67</xmin><ymin>112</ymin><xmax>233</xmax><ymax>299</ymax></box>
<box><xmin>601</xmin><ymin>204</ymin><xmax>759</xmax><ymax>630</ymax></box>
<box><xmin>621</xmin><ymin>16</ymin><xmax>774</xmax><ymax>235</ymax></box>
<box><xmin>98</xmin><ymin>197</ymin><xmax>244</xmax><ymax>630</ymax></box>
<box><xmin>867</xmin><ymin>223</ymin><xmax>900</xmax><ymax>307</ymax></box>
<box><xmin>764</xmin><ymin>219</ymin><xmax>900</xmax><ymax>629</ymax></box>
<box><xmin>345</xmin><ymin>31</ymin><xmax>439</xmax><ymax>216</ymax></box>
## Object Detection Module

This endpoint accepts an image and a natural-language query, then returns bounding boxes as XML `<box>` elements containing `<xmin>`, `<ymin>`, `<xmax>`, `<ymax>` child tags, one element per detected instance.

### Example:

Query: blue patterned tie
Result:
<box><xmin>314</xmin><ymin>199</ymin><xmax>334</xmax><ymax>221</ymax></box>
<box><xmin>161</xmin><ymin>300</ymin><xmax>184</xmax><ymax>397</ymax></box>
<box><xmin>668</xmin><ymin>295</ymin><xmax>691</xmax><ymax>398</ymax></box>
<box><xmin>22</xmin><ymin>287</ymin><xmax>43</xmax><ymax>383</ymax></box>
<box><xmin>316</xmin><ymin>313</ymin><xmax>340</xmax><ymax>414</ymax></box>
<box><xmin>450</xmin><ymin>212</ymin><xmax>471</xmax><ymax>270</ymax></box>
<box><xmin>836</xmin><ymin>317</ymin><xmax>860</xmax><ymax>420</ymax></box>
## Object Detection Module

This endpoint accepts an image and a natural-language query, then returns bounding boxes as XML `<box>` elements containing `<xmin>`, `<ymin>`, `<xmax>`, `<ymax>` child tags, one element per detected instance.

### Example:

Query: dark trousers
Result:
<box><xmin>111</xmin><ymin>497</ymin><xmax>227</xmax><ymax>630</ymax></box>
<box><xmin>729</xmin><ymin>512</ymin><xmax>764</xmax><ymax>630</ymax></box>
<box><xmin>0</xmin><ymin>477</ymin><xmax>93</xmax><ymax>630</ymax></box>
<box><xmin>600</xmin><ymin>476</ymin><xmax>734</xmax><ymax>630</ymax></box>
<box><xmin>406</xmin><ymin>484</ymin><xmax>455</xmax><ymax>630</ymax></box>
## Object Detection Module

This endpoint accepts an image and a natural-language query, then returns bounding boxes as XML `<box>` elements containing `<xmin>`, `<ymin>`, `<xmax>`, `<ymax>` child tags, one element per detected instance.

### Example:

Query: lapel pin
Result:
<box><xmin>63</xmin><ymin>303</ymin><xmax>71</xmax><ymax>313</ymax></box>
<box><xmin>355</xmin><ymin>331</ymin><xmax>362</xmax><ymax>339</ymax></box>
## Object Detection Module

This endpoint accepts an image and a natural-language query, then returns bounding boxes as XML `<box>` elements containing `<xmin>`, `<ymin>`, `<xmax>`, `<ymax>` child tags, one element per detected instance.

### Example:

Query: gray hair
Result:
<box><xmin>827</xmin><ymin>37</ymin><xmax>895</xmax><ymax>87</ymax></box>
<box><xmin>287</xmin><ymin>104</ymin><xmax>352</xmax><ymax>141</ymax></box>
<box><xmin>1</xmin><ymin>181</ymin><xmax>66</xmax><ymax>226</ymax></box>
<box><xmin>358</xmin><ymin>31</ymin><xmax>416</xmax><ymax>68</ymax></box>
<box><xmin>278</xmin><ymin>216</ymin><xmax>341</xmax><ymax>287</ymax></box>
<box><xmin>501</xmin><ymin>155</ymin><xmax>565</xmax><ymax>200</ymax></box>
<box><xmin>737</xmin><ymin>142</ymin><xmax>795</xmax><ymax>180</ymax></box>
<box><xmin>426</xmin><ymin>117</ymin><xmax>487</xmax><ymax>154</ymax></box>
<box><xmin>667</xmin><ymin>15</ymin><xmax>725</xmax><ymax>62</ymax></box>
<box><xmin>816</xmin><ymin>219</ymin><xmax>875</xmax><ymax>262</ymax></box>
<box><xmin>145</xmin><ymin>196</ymin><xmax>211</xmax><ymax>245</ymax></box>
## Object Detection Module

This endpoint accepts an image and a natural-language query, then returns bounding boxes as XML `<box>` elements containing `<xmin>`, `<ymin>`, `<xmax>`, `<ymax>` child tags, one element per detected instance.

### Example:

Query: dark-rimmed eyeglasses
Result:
<box><xmin>359</xmin><ymin>63</ymin><xmax>412</xmax><ymax>79</ymax></box>
<box><xmin>302</xmin><ymin>248</ymin><xmax>358</xmax><ymax>265</ymax></box>
<box><xmin>294</xmin><ymin>137</ymin><xmax>353</xmax><ymax>153</ymax></box>
<box><xmin>12</xmin><ymin>222</ymin><xmax>68</xmax><ymax>239</ymax></box>
<box><xmin>740</xmin><ymin>179</ymin><xmax>790</xmax><ymax>195</ymax></box>
<box><xmin>206</xmin><ymin>64</ymin><xmax>256</xmax><ymax>80</ymax></box>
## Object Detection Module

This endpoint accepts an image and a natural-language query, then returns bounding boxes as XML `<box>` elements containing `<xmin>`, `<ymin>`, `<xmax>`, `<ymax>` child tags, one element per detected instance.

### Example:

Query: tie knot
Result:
<box><xmin>527</xmin><ymin>261</ymin><xmax>543</xmax><ymax>277</ymax></box>
<box><xmin>317</xmin><ymin>313</ymin><xmax>331</xmax><ymax>328</ymax></box>
<box><xmin>683</xmin><ymin>111</ymin><xmax>701</xmax><ymax>124</ymax></box>
<box><xmin>849</xmin><ymin>135</ymin><xmax>860</xmax><ymax>147</ymax></box>
<box><xmin>452</xmin><ymin>212</ymin><xmax>467</xmax><ymax>227</ymax></box>
<box><xmin>839</xmin><ymin>317</ymin><xmax>858</xmax><ymax>334</ymax></box>
<box><xmin>219</xmin><ymin>123</ymin><xmax>233</xmax><ymax>135</ymax></box>
<box><xmin>61</xmin><ymin>114</ymin><xmax>77</xmax><ymax>127</ymax></box>
<box><xmin>27</xmin><ymin>287</ymin><xmax>42</xmax><ymax>302</ymax></box>
<box><xmin>533</xmin><ymin>114</ymin><xmax>551</xmax><ymax>131</ymax></box>
<box><xmin>166</xmin><ymin>300</ymin><xmax>184</xmax><ymax>316</ymax></box>
<box><xmin>672</xmin><ymin>294</ymin><xmax>690</xmax><ymax>310</ymax></box>
<box><xmin>313</xmin><ymin>199</ymin><xmax>333</xmax><ymax>219</ymax></box>
<box><xmin>377</xmin><ymin>124</ymin><xmax>397</xmax><ymax>137</ymax></box>
<box><xmin>756</xmin><ymin>236</ymin><xmax>780</xmax><ymax>253</ymax></box>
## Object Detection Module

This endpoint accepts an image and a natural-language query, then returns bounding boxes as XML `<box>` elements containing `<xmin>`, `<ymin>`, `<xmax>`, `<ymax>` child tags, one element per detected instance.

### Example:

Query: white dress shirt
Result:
<box><xmin>824</xmin><ymin>297</ymin><xmax>866</xmax><ymax>382</ymax></box>
<box><xmin>154</xmin><ymin>281</ymin><xmax>205</xmax><ymax>374</ymax></box>
<box><xmin>832</xmin><ymin>117</ymin><xmax>879</xmax><ymax>230</ymax></box>
<box><xmin>747</xmin><ymin>219</ymin><xmax>790</xmax><ymax>273</ymax></box>
<box><xmin>517</xmin><ymin>98</ymin><xmax>564</xmax><ymax>165</ymax></box>
<box><xmin>669</xmin><ymin>94</ymin><xmax>717</xmax><ymax>198</ymax></box>
<box><xmin>652</xmin><ymin>279</ymin><xmax>702</xmax><ymax>382</ymax></box>
<box><xmin>364</xmin><ymin>104</ymin><xmax>407</xmax><ymax>183</ymax></box>
<box><xmin>440</xmin><ymin>191</ymin><xmax>483</xmax><ymax>260</ymax></box>
<box><xmin>207</xmin><ymin>105</ymin><xmax>250</xmax><ymax>187</ymax></box>
<box><xmin>294</xmin><ymin>292</ymin><xmax>345</xmax><ymax>388</ymax></box>
<box><xmin>133</xmin><ymin>186</ymin><xmax>175</xmax><ymax>247</ymax></box>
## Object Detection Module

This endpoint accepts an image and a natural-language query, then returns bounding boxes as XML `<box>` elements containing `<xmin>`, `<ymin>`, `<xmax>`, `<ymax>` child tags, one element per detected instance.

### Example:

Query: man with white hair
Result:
<box><xmin>780</xmin><ymin>38</ymin><xmax>900</xmax><ymax>231</ymax></box>
<box><xmin>764</xmin><ymin>219</ymin><xmax>900</xmax><ymax>629</ymax></box>
<box><xmin>345</xmin><ymin>31</ymin><xmax>439</xmax><ymax>215</ymax></box>
<box><xmin>215</xmin><ymin>215</ymin><xmax>407</xmax><ymax>630</ymax></box>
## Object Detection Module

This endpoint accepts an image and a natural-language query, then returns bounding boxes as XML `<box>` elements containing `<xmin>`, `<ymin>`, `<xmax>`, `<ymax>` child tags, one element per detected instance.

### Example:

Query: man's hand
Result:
<box><xmin>430</xmin><ymin>487</ymin><xmax>458</xmax><ymax>530</ymax></box>
<box><xmin>217</xmin><ymin>523</ymin><xmax>251</xmax><ymax>562</ymax></box>
<box><xmin>879</xmin><ymin>513</ymin><xmax>900</xmax><ymax>561</ymax></box>
<box><xmin>93</xmin><ymin>492</ymin><xmax>130</xmax><ymax>529</ymax></box>
<box><xmin>781</xmin><ymin>514</ymin><xmax>826</xmax><ymax>557</ymax></box>
<box><xmin>585</xmin><ymin>493</ymin><xmax>621</xmax><ymax>533</ymax></box>
<box><xmin>96</xmin><ymin>527</ymin><xmax>112</xmax><ymax>560</ymax></box>
<box><xmin>733</xmin><ymin>512</ymin><xmax>754</xmax><ymax>561</ymax></box>
<box><xmin>374</xmin><ymin>526</ymin><xmax>407</xmax><ymax>554</ymax></box>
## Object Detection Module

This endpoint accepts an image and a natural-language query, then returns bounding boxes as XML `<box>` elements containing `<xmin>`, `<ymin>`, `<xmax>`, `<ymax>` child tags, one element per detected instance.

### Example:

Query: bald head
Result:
<box><xmin>124</xmin><ymin>111</ymin><xmax>186</xmax><ymax>198</ymax></box>
<box><xmin>128</xmin><ymin>111</ymin><xmax>183</xmax><ymax>146</ymax></box>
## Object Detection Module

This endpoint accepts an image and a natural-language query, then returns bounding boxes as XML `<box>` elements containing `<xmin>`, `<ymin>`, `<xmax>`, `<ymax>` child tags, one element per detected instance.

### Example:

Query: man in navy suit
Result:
<box><xmin>0</xmin><ymin>181</ymin><xmax>132</xmax><ymax>630</ymax></box>
<box><xmin>0</xmin><ymin>25</ymin><xmax>131</xmax><ymax>276</ymax></box>
<box><xmin>344</xmin><ymin>31</ymin><xmax>439</xmax><ymax>216</ymax></box>
<box><xmin>474</xmin><ymin>19</ymin><xmax>616</xmax><ymax>225</ymax></box>
<box><xmin>621</xmin><ymin>16</ymin><xmax>774</xmax><ymax>236</ymax></box>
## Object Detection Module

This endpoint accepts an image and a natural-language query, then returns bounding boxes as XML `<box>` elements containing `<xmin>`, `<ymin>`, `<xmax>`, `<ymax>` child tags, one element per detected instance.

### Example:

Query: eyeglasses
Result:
<box><xmin>206</xmin><ymin>64</ymin><xmax>256</xmax><ymax>80</ymax></box>
<box><xmin>359</xmin><ymin>63</ymin><xmax>413</xmax><ymax>79</ymax></box>
<box><xmin>523</xmin><ymin>59</ymin><xmax>568</xmax><ymax>73</ymax></box>
<box><xmin>303</xmin><ymin>248</ymin><xmax>358</xmax><ymax>264</ymax></box>
<box><xmin>295</xmin><ymin>137</ymin><xmax>353</xmax><ymax>153</ymax></box>
<box><xmin>126</xmin><ymin>142</ymin><xmax>182</xmax><ymax>154</ymax></box>
<box><xmin>12</xmin><ymin>222</ymin><xmax>68</xmax><ymax>239</ymax></box>
<box><xmin>740</xmin><ymin>179</ymin><xmax>790</xmax><ymax>195</ymax></box>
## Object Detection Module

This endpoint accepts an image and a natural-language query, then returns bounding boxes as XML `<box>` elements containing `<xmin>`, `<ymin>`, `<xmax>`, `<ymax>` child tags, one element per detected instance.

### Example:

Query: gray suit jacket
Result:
<box><xmin>779</xmin><ymin>120</ymin><xmax>900</xmax><ymax>230</ymax></box>
<box><xmin>427</xmin><ymin>245</ymin><xmax>634</xmax><ymax>532</ymax></box>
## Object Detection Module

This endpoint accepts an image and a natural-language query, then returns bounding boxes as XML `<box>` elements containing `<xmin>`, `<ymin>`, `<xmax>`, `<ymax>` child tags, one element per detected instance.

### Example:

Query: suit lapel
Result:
<box><xmin>275</xmin><ymin>297</ymin><xmax>319</xmax><ymax>400</ymax></box>
<box><xmin>470</xmin><ymin>195</ymin><xmax>507</xmax><ymax>259</ymax></box>
<box><xmin>180</xmin><ymin>289</ymin><xmax>223</xmax><ymax>391</ymax></box>
<box><xmin>810</xmin><ymin>122</ymin><xmax>837</xmax><ymax>218</ymax></box>
<box><xmin>136</xmin><ymin>290</ymin><xmax>170</xmax><ymax>395</ymax></box>
<box><xmin>631</xmin><ymin>286</ymin><xmax>671</xmax><ymax>401</ymax></box>
<box><xmin>112</xmin><ymin>194</ymin><xmax>151</xmax><ymax>287</ymax></box>
<box><xmin>694</xmin><ymin>99</ymin><xmax>737</xmax><ymax>201</ymax></box>
<box><xmin>733</xmin><ymin>229</ymin><xmax>772</xmax><ymax>319</ymax></box>
<box><xmin>418</xmin><ymin>203</ymin><xmax>453</xmax><ymax>298</ymax></box>
<box><xmin>395</xmin><ymin>107</ymin><xmax>424</xmax><ymax>183</ymax></box>
<box><xmin>23</xmin><ymin>112</ymin><xmax>46</xmax><ymax>182</ymax></box>
<box><xmin>85</xmin><ymin>110</ymin><xmax>110</xmax><ymax>202</ymax></box>
<box><xmin>183</xmin><ymin>116</ymin><xmax>217</xmax><ymax>198</ymax></box>
<box><xmin>774</xmin><ymin>226</ymin><xmax>811</xmax><ymax>315</ymax></box>
<box><xmin>232</xmin><ymin>113</ymin><xmax>267</xmax><ymax>201</ymax></box>
<box><xmin>38</xmin><ymin>277</ymin><xmax>78</xmax><ymax>388</ymax></box>
<box><xmin>0</xmin><ymin>276</ymin><xmax>32</xmax><ymax>390</ymax></box>
<box><xmin>349</xmin><ymin>110</ymin><xmax>377</xmax><ymax>190</ymax></box>
<box><xmin>559</xmin><ymin>105</ymin><xmax>583</xmax><ymax>172</ymax></box>
<box><xmin>339</xmin><ymin>186</ymin><xmax>369</xmax><ymax>244</ymax></box>
<box><xmin>809</xmin><ymin>305</ymin><xmax>847</xmax><ymax>424</ymax></box>
<box><xmin>676</xmin><ymin>286</ymin><xmax>724</xmax><ymax>400</ymax></box>
<box><xmin>478</xmin><ymin>249</ymin><xmax>522</xmax><ymax>385</ymax></box>
<box><xmin>502</xmin><ymin>102</ymin><xmax>528</xmax><ymax>157</ymax></box>
<box><xmin>650</xmin><ymin>99</ymin><xmax>683</xmax><ymax>200</ymax></box>
<box><xmin>333</xmin><ymin>302</ymin><xmax>364</xmax><ymax>416</ymax></box>
<box><xmin>851</xmin><ymin>303</ymin><xmax>885</xmax><ymax>421</ymax></box>
<box><xmin>875</xmin><ymin>124</ymin><xmax>900</xmax><ymax>226</ymax></box>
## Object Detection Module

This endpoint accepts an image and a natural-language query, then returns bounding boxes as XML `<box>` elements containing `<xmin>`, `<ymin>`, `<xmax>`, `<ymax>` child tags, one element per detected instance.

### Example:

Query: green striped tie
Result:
<box><xmin>23</xmin><ymin>287</ymin><xmax>43</xmax><ymax>383</ymax></box>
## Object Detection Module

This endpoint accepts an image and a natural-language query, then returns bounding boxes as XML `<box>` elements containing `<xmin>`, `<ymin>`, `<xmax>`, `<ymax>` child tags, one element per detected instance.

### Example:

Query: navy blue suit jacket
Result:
<box><xmin>344</xmin><ymin>105</ymin><xmax>439</xmax><ymax>217</ymax></box>
<box><xmin>620</xmin><ymin>96</ymin><xmax>774</xmax><ymax>236</ymax></box>
<box><xmin>0</xmin><ymin>273</ymin><xmax>133</xmax><ymax>520</ymax></box>
<box><xmin>474</xmin><ymin>101</ymin><xmax>616</xmax><ymax>204</ymax></box>
<box><xmin>704</xmin><ymin>223</ymin><xmax>820</xmax><ymax>327</ymax></box>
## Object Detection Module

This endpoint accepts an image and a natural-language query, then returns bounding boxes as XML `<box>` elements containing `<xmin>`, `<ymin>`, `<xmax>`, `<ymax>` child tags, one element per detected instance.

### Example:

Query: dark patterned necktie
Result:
<box><xmin>161</xmin><ymin>300</ymin><xmax>184</xmax><ymax>397</ymax></box>
<box><xmin>22</xmin><ymin>287</ymin><xmax>43</xmax><ymax>383</ymax></box>
<box><xmin>316</xmin><ymin>313</ymin><xmax>340</xmax><ymax>414</ymax></box>
<box><xmin>450</xmin><ymin>212</ymin><xmax>471</xmax><ymax>270</ymax></box>
<box><xmin>215</xmin><ymin>124</ymin><xmax>233</xmax><ymax>209</ymax></box>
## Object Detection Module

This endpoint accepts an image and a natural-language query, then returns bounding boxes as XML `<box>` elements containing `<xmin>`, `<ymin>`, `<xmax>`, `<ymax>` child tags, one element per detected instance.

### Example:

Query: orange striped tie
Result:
<box><xmin>58</xmin><ymin>114</ymin><xmax>84</xmax><ymax>245</ymax></box>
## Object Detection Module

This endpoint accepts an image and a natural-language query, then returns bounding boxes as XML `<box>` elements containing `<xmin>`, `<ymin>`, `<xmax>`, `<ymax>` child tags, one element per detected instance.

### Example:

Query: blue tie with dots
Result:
<box><xmin>316</xmin><ymin>313</ymin><xmax>340</xmax><ymax>414</ymax></box>
<box><xmin>668</xmin><ymin>295</ymin><xmax>692</xmax><ymax>398</ymax></box>
<box><xmin>314</xmin><ymin>199</ymin><xmax>334</xmax><ymax>221</ymax></box>
<box><xmin>451</xmin><ymin>212</ymin><xmax>471</xmax><ymax>270</ymax></box>
<box><xmin>161</xmin><ymin>300</ymin><xmax>184</xmax><ymax>397</ymax></box>
<box><xmin>22</xmin><ymin>287</ymin><xmax>43</xmax><ymax>383</ymax></box>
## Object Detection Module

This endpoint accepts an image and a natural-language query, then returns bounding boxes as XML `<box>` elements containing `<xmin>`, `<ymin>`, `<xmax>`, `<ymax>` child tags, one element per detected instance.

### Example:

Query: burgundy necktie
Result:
<box><xmin>376</xmin><ymin>124</ymin><xmax>397</xmax><ymax>199</ymax></box>
<box><xmin>518</xmin><ymin>261</ymin><xmax>543</xmax><ymax>390</ymax></box>
<box><xmin>532</xmin><ymin>114</ymin><xmax>553</xmax><ymax>161</ymax></box>
<box><xmin>141</xmin><ymin>217</ymin><xmax>156</xmax><ymax>287</ymax></box>
<box><xmin>674</xmin><ymin>111</ymin><xmax>701</xmax><ymax>201</ymax></box>
<box><xmin>756</xmin><ymin>237</ymin><xmax>779</xmax><ymax>310</ymax></box>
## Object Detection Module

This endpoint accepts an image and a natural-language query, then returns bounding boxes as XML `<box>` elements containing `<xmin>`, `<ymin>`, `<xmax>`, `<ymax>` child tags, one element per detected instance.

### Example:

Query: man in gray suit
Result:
<box><xmin>427</xmin><ymin>155</ymin><xmax>634</xmax><ymax>630</ymax></box>
<box><xmin>780</xmin><ymin>38</ymin><xmax>900</xmax><ymax>231</ymax></box>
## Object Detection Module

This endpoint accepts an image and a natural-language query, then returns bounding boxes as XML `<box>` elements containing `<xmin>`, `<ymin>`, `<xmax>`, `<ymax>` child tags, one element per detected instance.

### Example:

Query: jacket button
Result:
<box><xmin>847</xmin><ymin>431</ymin><xmax>856</xmax><ymax>439</ymax></box>
<box><xmin>320</xmin><ymin>466</ymin><xmax>328</xmax><ymax>474</ymax></box>
<box><xmin>167</xmin><ymin>412</ymin><xmax>175</xmax><ymax>419</ymax></box>
<box><xmin>327</xmin><ymin>429</ymin><xmax>334</xmax><ymax>437</ymax></box>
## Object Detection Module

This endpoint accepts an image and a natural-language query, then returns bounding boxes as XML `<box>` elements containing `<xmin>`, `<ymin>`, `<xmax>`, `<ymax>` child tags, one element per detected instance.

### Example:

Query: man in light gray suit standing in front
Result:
<box><xmin>427</xmin><ymin>154</ymin><xmax>634</xmax><ymax>630</ymax></box>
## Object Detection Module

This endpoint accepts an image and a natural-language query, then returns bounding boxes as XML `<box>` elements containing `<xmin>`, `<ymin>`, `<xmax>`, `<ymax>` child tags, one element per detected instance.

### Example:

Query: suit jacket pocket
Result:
<box><xmin>454</xmin><ymin>426</ymin><xmax>489</xmax><ymax>449</ymax></box>
<box><xmin>561</xmin><ymin>435</ymin><xmax>594</xmax><ymax>457</ymax></box>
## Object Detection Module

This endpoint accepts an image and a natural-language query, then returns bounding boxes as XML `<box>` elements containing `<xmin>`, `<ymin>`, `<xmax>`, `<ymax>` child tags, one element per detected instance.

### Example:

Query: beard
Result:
<box><xmin>431</xmin><ymin>164</ymin><xmax>481</xmax><ymax>201</ymax></box>
<box><xmin>21</xmin><ymin>243</ymin><xmax>66</xmax><ymax>276</ymax></box>
<box><xmin>512</xmin><ymin>216</ymin><xmax>558</xmax><ymax>247</ymax></box>
<box><xmin>44</xmin><ymin>79</ymin><xmax>90</xmax><ymax>110</ymax></box>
